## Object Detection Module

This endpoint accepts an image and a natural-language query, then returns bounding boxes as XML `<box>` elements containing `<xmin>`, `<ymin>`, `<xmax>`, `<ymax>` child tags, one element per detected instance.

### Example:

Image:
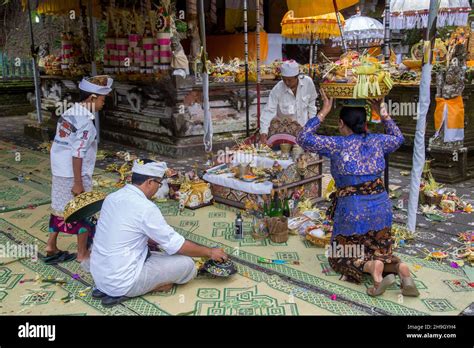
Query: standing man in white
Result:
<box><xmin>259</xmin><ymin>60</ymin><xmax>318</xmax><ymax>144</ymax></box>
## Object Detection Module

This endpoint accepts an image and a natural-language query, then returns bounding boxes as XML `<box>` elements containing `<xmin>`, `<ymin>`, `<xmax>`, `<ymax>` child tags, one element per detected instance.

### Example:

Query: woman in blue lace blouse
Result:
<box><xmin>297</xmin><ymin>93</ymin><xmax>419</xmax><ymax>297</ymax></box>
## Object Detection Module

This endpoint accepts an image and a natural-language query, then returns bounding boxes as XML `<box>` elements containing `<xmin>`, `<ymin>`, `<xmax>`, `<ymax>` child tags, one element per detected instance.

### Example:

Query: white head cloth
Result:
<box><xmin>78</xmin><ymin>76</ymin><xmax>113</xmax><ymax>95</ymax></box>
<box><xmin>132</xmin><ymin>160</ymin><xmax>168</xmax><ymax>178</ymax></box>
<box><xmin>281</xmin><ymin>60</ymin><xmax>300</xmax><ymax>77</ymax></box>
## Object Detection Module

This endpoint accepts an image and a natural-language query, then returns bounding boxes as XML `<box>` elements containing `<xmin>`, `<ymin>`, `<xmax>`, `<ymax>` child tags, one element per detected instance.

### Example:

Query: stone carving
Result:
<box><xmin>41</xmin><ymin>81</ymin><xmax>63</xmax><ymax>101</ymax></box>
<box><xmin>171</xmin><ymin>33</ymin><xmax>190</xmax><ymax>77</ymax></box>
<box><xmin>436</xmin><ymin>44</ymin><xmax>467</xmax><ymax>99</ymax></box>
<box><xmin>431</xmin><ymin>40</ymin><xmax>467</xmax><ymax>148</ymax></box>
<box><xmin>229</xmin><ymin>89</ymin><xmax>257</xmax><ymax>112</ymax></box>
<box><xmin>126</xmin><ymin>89</ymin><xmax>143</xmax><ymax>113</ymax></box>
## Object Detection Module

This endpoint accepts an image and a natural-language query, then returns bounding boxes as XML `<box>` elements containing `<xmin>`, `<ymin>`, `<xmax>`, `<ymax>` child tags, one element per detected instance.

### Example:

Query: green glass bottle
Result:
<box><xmin>270</xmin><ymin>190</ymin><xmax>283</xmax><ymax>217</ymax></box>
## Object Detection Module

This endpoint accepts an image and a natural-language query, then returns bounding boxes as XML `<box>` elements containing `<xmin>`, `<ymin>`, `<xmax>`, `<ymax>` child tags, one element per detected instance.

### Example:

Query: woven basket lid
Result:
<box><xmin>63</xmin><ymin>191</ymin><xmax>107</xmax><ymax>223</ymax></box>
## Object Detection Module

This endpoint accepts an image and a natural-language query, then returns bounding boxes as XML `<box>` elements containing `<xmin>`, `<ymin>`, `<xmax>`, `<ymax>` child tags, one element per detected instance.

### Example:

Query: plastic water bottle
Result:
<box><xmin>235</xmin><ymin>212</ymin><xmax>243</xmax><ymax>239</ymax></box>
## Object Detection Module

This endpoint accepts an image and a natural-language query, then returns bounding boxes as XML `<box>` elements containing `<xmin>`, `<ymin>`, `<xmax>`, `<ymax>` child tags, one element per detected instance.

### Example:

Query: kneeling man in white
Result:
<box><xmin>90</xmin><ymin>159</ymin><xmax>227</xmax><ymax>306</ymax></box>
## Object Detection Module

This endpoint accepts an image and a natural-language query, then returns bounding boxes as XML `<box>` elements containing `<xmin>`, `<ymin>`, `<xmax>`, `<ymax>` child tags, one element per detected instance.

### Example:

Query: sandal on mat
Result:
<box><xmin>367</xmin><ymin>274</ymin><xmax>395</xmax><ymax>297</ymax></box>
<box><xmin>42</xmin><ymin>251</ymin><xmax>77</xmax><ymax>265</ymax></box>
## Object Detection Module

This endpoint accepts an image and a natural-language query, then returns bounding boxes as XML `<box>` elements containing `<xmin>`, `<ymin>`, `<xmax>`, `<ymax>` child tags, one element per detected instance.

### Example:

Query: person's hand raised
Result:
<box><xmin>369</xmin><ymin>98</ymin><xmax>390</xmax><ymax>121</ymax></box>
<box><xmin>319</xmin><ymin>89</ymin><xmax>333</xmax><ymax>121</ymax></box>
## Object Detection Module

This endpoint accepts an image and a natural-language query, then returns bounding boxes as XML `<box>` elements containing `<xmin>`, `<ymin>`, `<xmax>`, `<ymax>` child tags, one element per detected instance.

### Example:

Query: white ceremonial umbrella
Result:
<box><xmin>199</xmin><ymin>0</ymin><xmax>213</xmax><ymax>153</ymax></box>
<box><xmin>390</xmin><ymin>0</ymin><xmax>471</xmax><ymax>29</ymax></box>
<box><xmin>333</xmin><ymin>14</ymin><xmax>385</xmax><ymax>48</ymax></box>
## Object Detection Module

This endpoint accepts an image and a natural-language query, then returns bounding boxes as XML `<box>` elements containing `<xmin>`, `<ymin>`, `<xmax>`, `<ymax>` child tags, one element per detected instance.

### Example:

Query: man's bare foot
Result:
<box><xmin>77</xmin><ymin>251</ymin><xmax>91</xmax><ymax>263</ymax></box>
<box><xmin>154</xmin><ymin>284</ymin><xmax>174</xmax><ymax>292</ymax></box>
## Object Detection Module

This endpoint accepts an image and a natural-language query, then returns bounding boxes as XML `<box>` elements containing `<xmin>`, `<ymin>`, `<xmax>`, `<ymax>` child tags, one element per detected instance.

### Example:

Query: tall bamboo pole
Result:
<box><xmin>383</xmin><ymin>0</ymin><xmax>391</xmax><ymax>192</ymax></box>
<box><xmin>89</xmin><ymin>0</ymin><xmax>99</xmax><ymax>143</ymax></box>
<box><xmin>309</xmin><ymin>33</ymin><xmax>314</xmax><ymax>78</ymax></box>
<box><xmin>332</xmin><ymin>0</ymin><xmax>347</xmax><ymax>52</ymax></box>
<box><xmin>244</xmin><ymin>0</ymin><xmax>249</xmax><ymax>137</ymax></box>
<box><xmin>27</xmin><ymin>0</ymin><xmax>42</xmax><ymax>123</ymax></box>
<box><xmin>199</xmin><ymin>0</ymin><xmax>212</xmax><ymax>152</ymax></box>
<box><xmin>256</xmin><ymin>0</ymin><xmax>261</xmax><ymax>131</ymax></box>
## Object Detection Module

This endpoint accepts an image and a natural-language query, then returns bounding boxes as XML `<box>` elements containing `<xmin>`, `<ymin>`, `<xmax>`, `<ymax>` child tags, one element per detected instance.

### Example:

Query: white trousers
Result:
<box><xmin>125</xmin><ymin>251</ymin><xmax>197</xmax><ymax>297</ymax></box>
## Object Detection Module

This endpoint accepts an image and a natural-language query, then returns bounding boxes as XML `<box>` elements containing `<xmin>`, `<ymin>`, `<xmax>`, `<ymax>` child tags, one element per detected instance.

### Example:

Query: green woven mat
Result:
<box><xmin>158</xmin><ymin>201</ymin><xmax>472</xmax><ymax>316</ymax></box>
<box><xmin>0</xmin><ymin>213</ymin><xmax>367</xmax><ymax>316</ymax></box>
<box><xmin>0</xmin><ymin>141</ymin><xmax>121</xmax><ymax>212</ymax></box>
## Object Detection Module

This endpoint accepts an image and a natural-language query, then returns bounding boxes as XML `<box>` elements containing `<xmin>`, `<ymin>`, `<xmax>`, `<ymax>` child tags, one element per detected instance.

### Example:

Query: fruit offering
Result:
<box><xmin>321</xmin><ymin>51</ymin><xmax>394</xmax><ymax>99</ymax></box>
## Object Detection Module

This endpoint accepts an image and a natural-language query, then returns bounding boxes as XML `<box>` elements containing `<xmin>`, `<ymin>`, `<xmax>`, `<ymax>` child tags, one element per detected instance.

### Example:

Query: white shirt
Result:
<box><xmin>260</xmin><ymin>75</ymin><xmax>318</xmax><ymax>134</ymax></box>
<box><xmin>90</xmin><ymin>184</ymin><xmax>185</xmax><ymax>297</ymax></box>
<box><xmin>50</xmin><ymin>103</ymin><xmax>97</xmax><ymax>177</ymax></box>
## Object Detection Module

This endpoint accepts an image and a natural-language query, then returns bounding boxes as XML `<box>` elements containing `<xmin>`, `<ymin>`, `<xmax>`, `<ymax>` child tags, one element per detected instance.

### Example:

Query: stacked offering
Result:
<box><xmin>320</xmin><ymin>51</ymin><xmax>394</xmax><ymax>99</ymax></box>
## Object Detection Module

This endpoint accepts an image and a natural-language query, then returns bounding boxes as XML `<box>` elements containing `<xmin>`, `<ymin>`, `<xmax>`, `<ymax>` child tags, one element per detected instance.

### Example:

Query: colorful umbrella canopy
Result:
<box><xmin>333</xmin><ymin>14</ymin><xmax>384</xmax><ymax>47</ymax></box>
<box><xmin>281</xmin><ymin>10</ymin><xmax>345</xmax><ymax>40</ymax></box>
<box><xmin>390</xmin><ymin>0</ymin><xmax>471</xmax><ymax>29</ymax></box>
<box><xmin>287</xmin><ymin>0</ymin><xmax>359</xmax><ymax>17</ymax></box>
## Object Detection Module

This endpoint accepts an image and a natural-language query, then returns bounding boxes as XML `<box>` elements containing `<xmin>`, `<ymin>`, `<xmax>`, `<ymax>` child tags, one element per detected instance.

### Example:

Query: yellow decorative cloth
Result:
<box><xmin>281</xmin><ymin>11</ymin><xmax>344</xmax><ymax>40</ymax></box>
<box><xmin>434</xmin><ymin>96</ymin><xmax>465</xmax><ymax>142</ymax></box>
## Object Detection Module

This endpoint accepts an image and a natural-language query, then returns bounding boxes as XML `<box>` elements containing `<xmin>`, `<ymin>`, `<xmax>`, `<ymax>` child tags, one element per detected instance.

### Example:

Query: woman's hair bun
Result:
<box><xmin>339</xmin><ymin>107</ymin><xmax>367</xmax><ymax>134</ymax></box>
<box><xmin>352</xmin><ymin>122</ymin><xmax>367</xmax><ymax>134</ymax></box>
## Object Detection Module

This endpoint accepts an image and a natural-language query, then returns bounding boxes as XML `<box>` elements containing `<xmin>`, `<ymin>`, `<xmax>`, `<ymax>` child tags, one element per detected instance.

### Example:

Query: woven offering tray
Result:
<box><xmin>321</xmin><ymin>82</ymin><xmax>390</xmax><ymax>99</ymax></box>
<box><xmin>402</xmin><ymin>59</ymin><xmax>422</xmax><ymax>70</ymax></box>
<box><xmin>63</xmin><ymin>191</ymin><xmax>107</xmax><ymax>223</ymax></box>
<box><xmin>305</xmin><ymin>230</ymin><xmax>331</xmax><ymax>248</ymax></box>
